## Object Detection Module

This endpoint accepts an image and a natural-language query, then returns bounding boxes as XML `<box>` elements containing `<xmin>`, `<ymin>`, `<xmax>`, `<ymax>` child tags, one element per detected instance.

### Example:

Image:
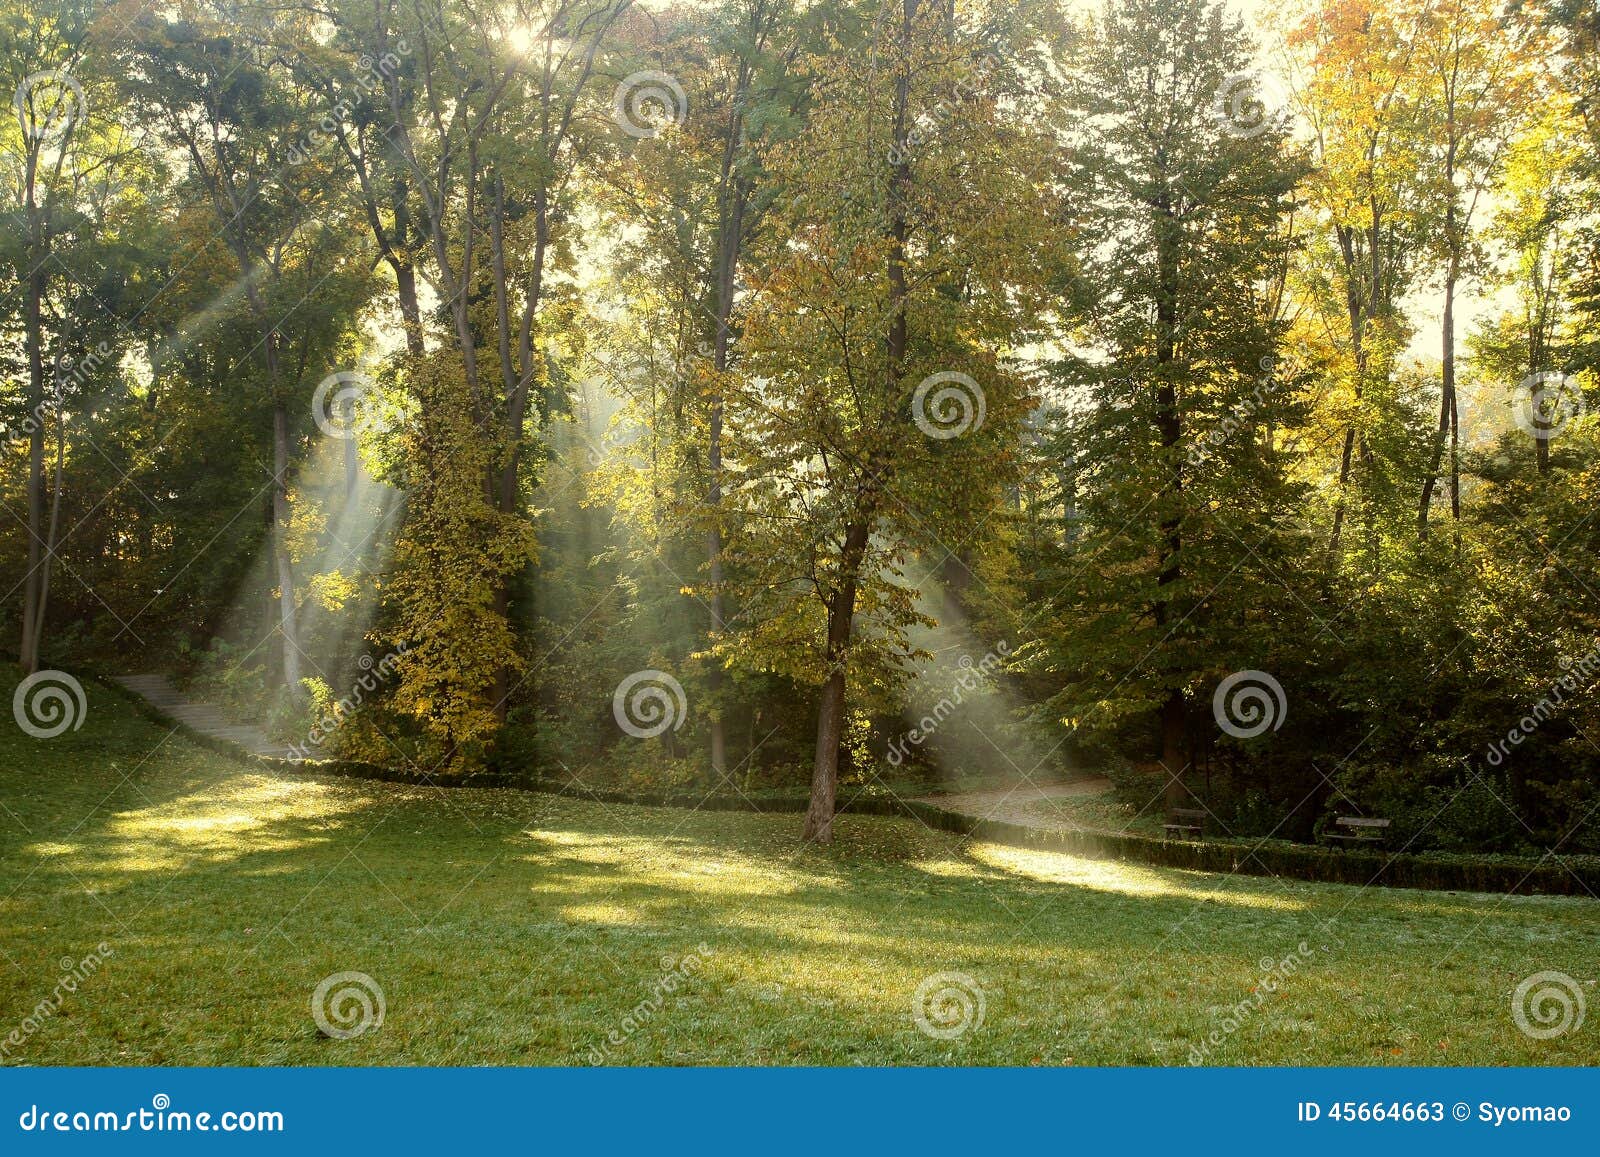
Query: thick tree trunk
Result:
<box><xmin>395</xmin><ymin>261</ymin><xmax>424</xmax><ymax>357</ymax></box>
<box><xmin>802</xmin><ymin>540</ymin><xmax>864</xmax><ymax>844</ymax></box>
<box><xmin>803</xmin><ymin>666</ymin><xmax>847</xmax><ymax>844</ymax></box>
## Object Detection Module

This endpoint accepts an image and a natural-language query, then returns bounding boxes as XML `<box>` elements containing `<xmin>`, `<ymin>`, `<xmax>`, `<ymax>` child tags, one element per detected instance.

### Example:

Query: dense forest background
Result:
<box><xmin>4</xmin><ymin>0</ymin><xmax>1600</xmax><ymax>851</ymax></box>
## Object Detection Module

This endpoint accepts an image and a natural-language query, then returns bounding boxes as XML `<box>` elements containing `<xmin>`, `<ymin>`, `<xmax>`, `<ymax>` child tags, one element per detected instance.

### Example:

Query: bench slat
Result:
<box><xmin>1335</xmin><ymin>816</ymin><xmax>1391</xmax><ymax>828</ymax></box>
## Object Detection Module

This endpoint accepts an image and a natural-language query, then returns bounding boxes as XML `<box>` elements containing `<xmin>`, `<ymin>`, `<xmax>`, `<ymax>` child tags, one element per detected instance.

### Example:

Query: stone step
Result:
<box><xmin>112</xmin><ymin>673</ymin><xmax>290</xmax><ymax>759</ymax></box>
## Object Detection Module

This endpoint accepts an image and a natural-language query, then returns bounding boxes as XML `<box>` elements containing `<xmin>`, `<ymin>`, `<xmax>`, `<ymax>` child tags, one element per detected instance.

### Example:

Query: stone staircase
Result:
<box><xmin>112</xmin><ymin>673</ymin><xmax>295</xmax><ymax>758</ymax></box>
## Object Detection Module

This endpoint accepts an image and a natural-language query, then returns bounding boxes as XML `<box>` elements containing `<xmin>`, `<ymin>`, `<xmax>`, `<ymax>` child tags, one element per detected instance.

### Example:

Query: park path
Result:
<box><xmin>914</xmin><ymin>777</ymin><xmax>1114</xmax><ymax>832</ymax></box>
<box><xmin>112</xmin><ymin>673</ymin><xmax>295</xmax><ymax>758</ymax></box>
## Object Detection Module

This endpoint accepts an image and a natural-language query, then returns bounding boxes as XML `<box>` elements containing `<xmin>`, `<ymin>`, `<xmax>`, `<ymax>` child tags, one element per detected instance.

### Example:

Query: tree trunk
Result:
<box><xmin>29</xmin><ymin>352</ymin><xmax>68</xmax><ymax>662</ymax></box>
<box><xmin>705</xmin><ymin>92</ymin><xmax>749</xmax><ymax>783</ymax></box>
<box><xmin>1160</xmin><ymin>690</ymin><xmax>1188</xmax><ymax>810</ymax></box>
<box><xmin>395</xmin><ymin>260</ymin><xmax>424</xmax><ymax>357</ymax></box>
<box><xmin>342</xmin><ymin>396</ymin><xmax>360</xmax><ymax>495</ymax></box>
<box><xmin>803</xmin><ymin>0</ymin><xmax>917</xmax><ymax>842</ymax></box>
<box><xmin>802</xmin><ymin>663</ymin><xmax>846</xmax><ymax>844</ymax></box>
<box><xmin>1328</xmin><ymin>224</ymin><xmax>1364</xmax><ymax>559</ymax></box>
<box><xmin>18</xmin><ymin>148</ymin><xmax>45</xmax><ymax>674</ymax></box>
<box><xmin>1153</xmin><ymin>171</ymin><xmax>1186</xmax><ymax>809</ymax></box>
<box><xmin>272</xmin><ymin>403</ymin><xmax>302</xmax><ymax>692</ymax></box>
<box><xmin>1420</xmin><ymin>241</ymin><xmax>1460</xmax><ymax>536</ymax></box>
<box><xmin>1535</xmin><ymin>379</ymin><xmax>1551</xmax><ymax>475</ymax></box>
<box><xmin>19</xmin><ymin>268</ymin><xmax>46</xmax><ymax>674</ymax></box>
<box><xmin>802</xmin><ymin>529</ymin><xmax>866</xmax><ymax>844</ymax></box>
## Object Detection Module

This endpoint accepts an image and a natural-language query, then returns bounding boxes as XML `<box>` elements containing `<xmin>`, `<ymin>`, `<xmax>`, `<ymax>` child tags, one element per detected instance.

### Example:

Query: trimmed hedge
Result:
<box><xmin>897</xmin><ymin>802</ymin><xmax>1600</xmax><ymax>897</ymax></box>
<box><xmin>93</xmin><ymin>671</ymin><xmax>1600</xmax><ymax>898</ymax></box>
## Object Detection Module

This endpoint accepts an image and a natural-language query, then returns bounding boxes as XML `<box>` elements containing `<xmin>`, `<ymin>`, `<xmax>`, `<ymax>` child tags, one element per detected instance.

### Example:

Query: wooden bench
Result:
<box><xmin>1323</xmin><ymin>816</ymin><xmax>1391</xmax><ymax>846</ymax></box>
<box><xmin>1163</xmin><ymin>807</ymin><xmax>1207</xmax><ymax>840</ymax></box>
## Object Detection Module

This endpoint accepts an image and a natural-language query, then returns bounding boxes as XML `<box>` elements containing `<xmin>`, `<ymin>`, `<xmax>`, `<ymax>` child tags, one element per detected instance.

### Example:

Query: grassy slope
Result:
<box><xmin>1</xmin><ymin>674</ymin><xmax>1596</xmax><ymax>1066</ymax></box>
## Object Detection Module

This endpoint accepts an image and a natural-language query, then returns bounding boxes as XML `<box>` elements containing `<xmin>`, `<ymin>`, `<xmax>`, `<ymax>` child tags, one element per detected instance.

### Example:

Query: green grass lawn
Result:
<box><xmin>1</xmin><ymin>675</ymin><xmax>1597</xmax><ymax>1066</ymax></box>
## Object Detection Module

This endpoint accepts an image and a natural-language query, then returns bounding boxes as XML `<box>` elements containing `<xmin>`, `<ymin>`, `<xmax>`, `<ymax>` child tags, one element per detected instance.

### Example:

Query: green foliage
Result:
<box><xmin>386</xmin><ymin>354</ymin><xmax>536</xmax><ymax>764</ymax></box>
<box><xmin>4</xmin><ymin>0</ymin><xmax>1600</xmax><ymax>855</ymax></box>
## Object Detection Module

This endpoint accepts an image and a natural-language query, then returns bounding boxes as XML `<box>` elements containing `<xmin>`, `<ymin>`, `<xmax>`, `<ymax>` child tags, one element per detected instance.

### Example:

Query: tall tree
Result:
<box><xmin>594</xmin><ymin>0</ymin><xmax>806</xmax><ymax>781</ymax></box>
<box><xmin>356</xmin><ymin>0</ymin><xmax>634</xmax><ymax>749</ymax></box>
<box><xmin>122</xmin><ymin>3</ymin><xmax>374</xmax><ymax>695</ymax></box>
<box><xmin>1040</xmin><ymin>0</ymin><xmax>1309</xmax><ymax>810</ymax></box>
<box><xmin>1283</xmin><ymin>0</ymin><xmax>1431</xmax><ymax>563</ymax></box>
<box><xmin>1415</xmin><ymin>0</ymin><xmax>1539</xmax><ymax>533</ymax></box>
<box><xmin>728</xmin><ymin>0</ymin><xmax>1061</xmax><ymax>840</ymax></box>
